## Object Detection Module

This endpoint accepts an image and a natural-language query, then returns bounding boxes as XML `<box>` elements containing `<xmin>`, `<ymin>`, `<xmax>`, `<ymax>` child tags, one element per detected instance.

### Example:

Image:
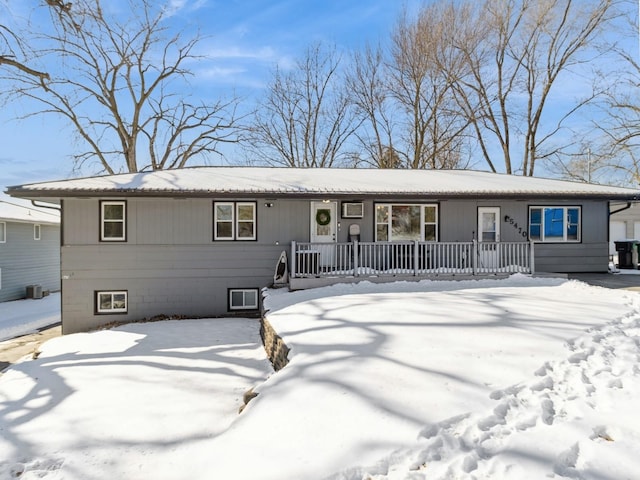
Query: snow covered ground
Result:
<box><xmin>0</xmin><ymin>293</ymin><xmax>60</xmax><ymax>342</ymax></box>
<box><xmin>1</xmin><ymin>275</ymin><xmax>639</xmax><ymax>479</ymax></box>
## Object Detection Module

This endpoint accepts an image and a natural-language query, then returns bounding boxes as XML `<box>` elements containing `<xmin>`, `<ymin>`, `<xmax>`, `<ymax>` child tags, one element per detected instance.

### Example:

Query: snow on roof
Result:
<box><xmin>5</xmin><ymin>167</ymin><xmax>640</xmax><ymax>200</ymax></box>
<box><xmin>0</xmin><ymin>199</ymin><xmax>60</xmax><ymax>224</ymax></box>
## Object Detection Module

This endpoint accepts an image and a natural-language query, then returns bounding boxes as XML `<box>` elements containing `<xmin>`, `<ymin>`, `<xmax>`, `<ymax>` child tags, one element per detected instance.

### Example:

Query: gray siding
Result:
<box><xmin>0</xmin><ymin>221</ymin><xmax>60</xmax><ymax>302</ymax></box>
<box><xmin>60</xmin><ymin>196</ymin><xmax>611</xmax><ymax>333</ymax></box>
<box><xmin>62</xmin><ymin>198</ymin><xmax>309</xmax><ymax>333</ymax></box>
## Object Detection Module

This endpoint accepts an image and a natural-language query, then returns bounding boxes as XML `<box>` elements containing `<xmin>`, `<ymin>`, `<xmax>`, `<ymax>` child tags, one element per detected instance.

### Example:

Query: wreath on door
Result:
<box><xmin>316</xmin><ymin>209</ymin><xmax>331</xmax><ymax>226</ymax></box>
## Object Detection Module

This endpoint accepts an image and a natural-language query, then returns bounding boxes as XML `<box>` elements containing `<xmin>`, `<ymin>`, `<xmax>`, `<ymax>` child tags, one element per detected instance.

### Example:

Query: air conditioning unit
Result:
<box><xmin>26</xmin><ymin>284</ymin><xmax>43</xmax><ymax>299</ymax></box>
<box><xmin>342</xmin><ymin>202</ymin><xmax>364</xmax><ymax>218</ymax></box>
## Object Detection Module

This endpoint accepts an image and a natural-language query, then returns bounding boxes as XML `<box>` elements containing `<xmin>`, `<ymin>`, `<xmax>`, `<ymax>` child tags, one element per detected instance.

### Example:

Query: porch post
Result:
<box><xmin>353</xmin><ymin>240</ymin><xmax>359</xmax><ymax>277</ymax></box>
<box><xmin>414</xmin><ymin>240</ymin><xmax>419</xmax><ymax>276</ymax></box>
<box><xmin>529</xmin><ymin>240</ymin><xmax>535</xmax><ymax>274</ymax></box>
<box><xmin>472</xmin><ymin>239</ymin><xmax>478</xmax><ymax>275</ymax></box>
<box><xmin>291</xmin><ymin>241</ymin><xmax>297</xmax><ymax>278</ymax></box>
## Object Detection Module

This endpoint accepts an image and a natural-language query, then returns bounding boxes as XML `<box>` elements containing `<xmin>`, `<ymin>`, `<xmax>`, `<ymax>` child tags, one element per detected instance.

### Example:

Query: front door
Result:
<box><xmin>310</xmin><ymin>201</ymin><xmax>337</xmax><ymax>267</ymax></box>
<box><xmin>478</xmin><ymin>207</ymin><xmax>501</xmax><ymax>271</ymax></box>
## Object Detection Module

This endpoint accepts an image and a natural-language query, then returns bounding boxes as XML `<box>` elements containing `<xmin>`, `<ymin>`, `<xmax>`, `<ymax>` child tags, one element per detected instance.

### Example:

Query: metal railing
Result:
<box><xmin>291</xmin><ymin>240</ymin><xmax>534</xmax><ymax>278</ymax></box>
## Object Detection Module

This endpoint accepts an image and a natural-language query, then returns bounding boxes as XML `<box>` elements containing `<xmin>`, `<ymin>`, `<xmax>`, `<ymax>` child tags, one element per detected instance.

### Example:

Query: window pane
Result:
<box><xmin>104</xmin><ymin>222</ymin><xmax>124</xmax><ymax>238</ymax></box>
<box><xmin>231</xmin><ymin>291</ymin><xmax>244</xmax><ymax>307</ymax></box>
<box><xmin>376</xmin><ymin>224</ymin><xmax>388</xmax><ymax>241</ymax></box>
<box><xmin>544</xmin><ymin>208</ymin><xmax>564</xmax><ymax>239</ymax></box>
<box><xmin>237</xmin><ymin>204</ymin><xmax>254</xmax><ymax>221</ymax></box>
<box><xmin>245</xmin><ymin>290</ymin><xmax>258</xmax><ymax>307</ymax></box>
<box><xmin>391</xmin><ymin>205</ymin><xmax>420</xmax><ymax>241</ymax></box>
<box><xmin>104</xmin><ymin>204</ymin><xmax>124</xmax><ymax>220</ymax></box>
<box><xmin>216</xmin><ymin>204</ymin><xmax>233</xmax><ymax>221</ymax></box>
<box><xmin>216</xmin><ymin>222</ymin><xmax>233</xmax><ymax>238</ymax></box>
<box><xmin>567</xmin><ymin>208</ymin><xmax>579</xmax><ymax>240</ymax></box>
<box><xmin>237</xmin><ymin>222</ymin><xmax>254</xmax><ymax>239</ymax></box>
<box><xmin>424</xmin><ymin>224</ymin><xmax>436</xmax><ymax>241</ymax></box>
<box><xmin>99</xmin><ymin>293</ymin><xmax>112</xmax><ymax>310</ymax></box>
<box><xmin>530</xmin><ymin>208</ymin><xmax>541</xmax><ymax>224</ymax></box>
<box><xmin>376</xmin><ymin>205</ymin><xmax>388</xmax><ymax>223</ymax></box>
<box><xmin>1</xmin><ymin>222</ymin><xmax>6</xmax><ymax>242</ymax></box>
<box><xmin>529</xmin><ymin>225</ymin><xmax>541</xmax><ymax>240</ymax></box>
<box><xmin>113</xmin><ymin>294</ymin><xmax>126</xmax><ymax>309</ymax></box>
<box><xmin>424</xmin><ymin>206</ymin><xmax>436</xmax><ymax>223</ymax></box>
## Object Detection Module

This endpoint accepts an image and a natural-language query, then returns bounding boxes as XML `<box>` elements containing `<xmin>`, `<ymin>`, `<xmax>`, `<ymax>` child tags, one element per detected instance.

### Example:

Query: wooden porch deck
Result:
<box><xmin>289</xmin><ymin>240</ymin><xmax>535</xmax><ymax>290</ymax></box>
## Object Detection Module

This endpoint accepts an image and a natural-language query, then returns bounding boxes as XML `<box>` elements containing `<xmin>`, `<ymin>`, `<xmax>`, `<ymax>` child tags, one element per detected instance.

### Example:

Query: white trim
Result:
<box><xmin>0</xmin><ymin>222</ymin><xmax>5</xmax><ymax>243</ymax></box>
<box><xmin>96</xmin><ymin>290</ymin><xmax>128</xmax><ymax>313</ymax></box>
<box><xmin>100</xmin><ymin>201</ymin><xmax>126</xmax><ymax>241</ymax></box>
<box><xmin>529</xmin><ymin>206</ymin><xmax>581</xmax><ymax>243</ymax></box>
<box><xmin>214</xmin><ymin>202</ymin><xmax>235</xmax><ymax>240</ymax></box>
<box><xmin>236</xmin><ymin>202</ymin><xmax>256</xmax><ymax>240</ymax></box>
<box><xmin>229</xmin><ymin>288</ymin><xmax>259</xmax><ymax>310</ymax></box>
<box><xmin>34</xmin><ymin>224</ymin><xmax>41</xmax><ymax>240</ymax></box>
<box><xmin>375</xmin><ymin>204</ymin><xmax>439</xmax><ymax>242</ymax></box>
<box><xmin>478</xmin><ymin>207</ymin><xmax>501</xmax><ymax>243</ymax></box>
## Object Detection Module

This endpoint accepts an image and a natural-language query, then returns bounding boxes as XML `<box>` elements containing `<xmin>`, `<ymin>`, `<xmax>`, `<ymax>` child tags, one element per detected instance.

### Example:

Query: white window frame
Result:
<box><xmin>236</xmin><ymin>202</ymin><xmax>257</xmax><ymax>240</ymax></box>
<box><xmin>214</xmin><ymin>202</ymin><xmax>256</xmax><ymax>241</ymax></box>
<box><xmin>34</xmin><ymin>224</ymin><xmax>41</xmax><ymax>240</ymax></box>
<box><xmin>100</xmin><ymin>200</ymin><xmax>126</xmax><ymax>241</ymax></box>
<box><xmin>228</xmin><ymin>288</ymin><xmax>259</xmax><ymax>311</ymax></box>
<box><xmin>0</xmin><ymin>222</ymin><xmax>5</xmax><ymax>243</ymax></box>
<box><xmin>96</xmin><ymin>290</ymin><xmax>128</xmax><ymax>314</ymax></box>
<box><xmin>375</xmin><ymin>203</ymin><xmax>439</xmax><ymax>242</ymax></box>
<box><xmin>528</xmin><ymin>206</ymin><xmax>581</xmax><ymax>243</ymax></box>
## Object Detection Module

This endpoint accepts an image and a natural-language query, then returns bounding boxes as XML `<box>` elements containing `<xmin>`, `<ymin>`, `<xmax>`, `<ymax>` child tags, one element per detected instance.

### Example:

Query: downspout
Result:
<box><xmin>31</xmin><ymin>200</ymin><xmax>61</xmax><ymax>212</ymax></box>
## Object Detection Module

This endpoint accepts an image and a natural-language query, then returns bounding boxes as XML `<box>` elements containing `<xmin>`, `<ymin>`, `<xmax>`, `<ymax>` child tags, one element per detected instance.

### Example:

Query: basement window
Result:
<box><xmin>96</xmin><ymin>290</ymin><xmax>128</xmax><ymax>314</ymax></box>
<box><xmin>228</xmin><ymin>288</ymin><xmax>259</xmax><ymax>311</ymax></box>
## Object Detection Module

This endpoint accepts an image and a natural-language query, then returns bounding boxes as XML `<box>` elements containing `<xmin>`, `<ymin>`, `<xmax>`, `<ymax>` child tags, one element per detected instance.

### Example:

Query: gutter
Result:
<box><xmin>610</xmin><ymin>202</ymin><xmax>633</xmax><ymax>216</ymax></box>
<box><xmin>31</xmin><ymin>200</ymin><xmax>61</xmax><ymax>212</ymax></box>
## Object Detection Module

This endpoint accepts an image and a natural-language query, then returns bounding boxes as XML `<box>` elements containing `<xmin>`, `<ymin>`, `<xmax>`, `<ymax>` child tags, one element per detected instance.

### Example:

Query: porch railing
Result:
<box><xmin>291</xmin><ymin>240</ymin><xmax>534</xmax><ymax>278</ymax></box>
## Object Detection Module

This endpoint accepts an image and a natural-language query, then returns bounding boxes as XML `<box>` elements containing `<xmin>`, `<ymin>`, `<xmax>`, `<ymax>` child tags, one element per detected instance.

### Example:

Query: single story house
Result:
<box><xmin>6</xmin><ymin>167</ymin><xmax>639</xmax><ymax>334</ymax></box>
<box><xmin>0</xmin><ymin>199</ymin><xmax>61</xmax><ymax>302</ymax></box>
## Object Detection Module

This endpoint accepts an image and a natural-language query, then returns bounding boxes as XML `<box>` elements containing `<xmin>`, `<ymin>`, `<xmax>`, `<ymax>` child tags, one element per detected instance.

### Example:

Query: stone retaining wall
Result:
<box><xmin>260</xmin><ymin>317</ymin><xmax>290</xmax><ymax>371</ymax></box>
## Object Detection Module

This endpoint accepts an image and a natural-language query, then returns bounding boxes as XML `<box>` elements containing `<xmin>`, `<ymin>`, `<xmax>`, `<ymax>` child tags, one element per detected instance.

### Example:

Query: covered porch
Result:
<box><xmin>289</xmin><ymin>240</ymin><xmax>535</xmax><ymax>290</ymax></box>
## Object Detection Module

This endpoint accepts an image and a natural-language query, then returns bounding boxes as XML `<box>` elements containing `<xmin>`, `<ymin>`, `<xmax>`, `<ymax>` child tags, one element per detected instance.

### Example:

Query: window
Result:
<box><xmin>34</xmin><ymin>224</ymin><xmax>41</xmax><ymax>240</ymax></box>
<box><xmin>101</xmin><ymin>201</ymin><xmax>126</xmax><ymax>241</ymax></box>
<box><xmin>375</xmin><ymin>204</ymin><xmax>438</xmax><ymax>242</ymax></box>
<box><xmin>214</xmin><ymin>202</ymin><xmax>256</xmax><ymax>241</ymax></box>
<box><xmin>228</xmin><ymin>288</ymin><xmax>259</xmax><ymax>311</ymax></box>
<box><xmin>96</xmin><ymin>290</ymin><xmax>128</xmax><ymax>314</ymax></box>
<box><xmin>529</xmin><ymin>206</ymin><xmax>581</xmax><ymax>242</ymax></box>
<box><xmin>0</xmin><ymin>222</ymin><xmax>5</xmax><ymax>243</ymax></box>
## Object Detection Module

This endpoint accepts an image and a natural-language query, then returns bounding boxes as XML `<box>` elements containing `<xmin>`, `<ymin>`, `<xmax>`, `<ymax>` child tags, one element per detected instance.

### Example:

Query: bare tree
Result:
<box><xmin>450</xmin><ymin>0</ymin><xmax>614</xmax><ymax>176</ymax></box>
<box><xmin>545</xmin><ymin>1</ymin><xmax>639</xmax><ymax>186</ymax></box>
<box><xmin>0</xmin><ymin>1</ymin><xmax>71</xmax><ymax>82</ymax></box>
<box><xmin>389</xmin><ymin>3</ymin><xmax>472</xmax><ymax>170</ymax></box>
<box><xmin>347</xmin><ymin>44</ymin><xmax>398</xmax><ymax>168</ymax></box>
<box><xmin>247</xmin><ymin>42</ymin><xmax>361</xmax><ymax>168</ymax></box>
<box><xmin>4</xmin><ymin>0</ymin><xmax>240</xmax><ymax>174</ymax></box>
<box><xmin>348</xmin><ymin>3</ymin><xmax>471</xmax><ymax>170</ymax></box>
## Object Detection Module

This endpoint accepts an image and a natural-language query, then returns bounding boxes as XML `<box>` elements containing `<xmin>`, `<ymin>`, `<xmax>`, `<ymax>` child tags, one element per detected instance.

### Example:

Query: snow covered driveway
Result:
<box><xmin>1</xmin><ymin>275</ymin><xmax>639</xmax><ymax>479</ymax></box>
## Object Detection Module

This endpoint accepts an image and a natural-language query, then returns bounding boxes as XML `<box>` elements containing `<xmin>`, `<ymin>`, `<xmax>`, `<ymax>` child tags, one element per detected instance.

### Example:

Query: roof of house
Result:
<box><xmin>0</xmin><ymin>200</ymin><xmax>60</xmax><ymax>225</ymax></box>
<box><xmin>5</xmin><ymin>167</ymin><xmax>640</xmax><ymax>201</ymax></box>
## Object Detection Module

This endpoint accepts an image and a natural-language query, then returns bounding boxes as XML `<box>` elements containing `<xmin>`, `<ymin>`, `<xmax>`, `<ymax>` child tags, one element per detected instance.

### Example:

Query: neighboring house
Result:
<box><xmin>609</xmin><ymin>202</ymin><xmax>640</xmax><ymax>255</ymax></box>
<box><xmin>6</xmin><ymin>167</ymin><xmax>639</xmax><ymax>334</ymax></box>
<box><xmin>0</xmin><ymin>199</ymin><xmax>61</xmax><ymax>302</ymax></box>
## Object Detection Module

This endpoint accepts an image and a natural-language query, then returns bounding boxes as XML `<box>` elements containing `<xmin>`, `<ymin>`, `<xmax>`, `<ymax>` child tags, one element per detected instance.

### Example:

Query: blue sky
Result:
<box><xmin>0</xmin><ymin>0</ymin><xmax>637</xmax><ymax>191</ymax></box>
<box><xmin>0</xmin><ymin>0</ymin><xmax>421</xmax><ymax>191</ymax></box>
